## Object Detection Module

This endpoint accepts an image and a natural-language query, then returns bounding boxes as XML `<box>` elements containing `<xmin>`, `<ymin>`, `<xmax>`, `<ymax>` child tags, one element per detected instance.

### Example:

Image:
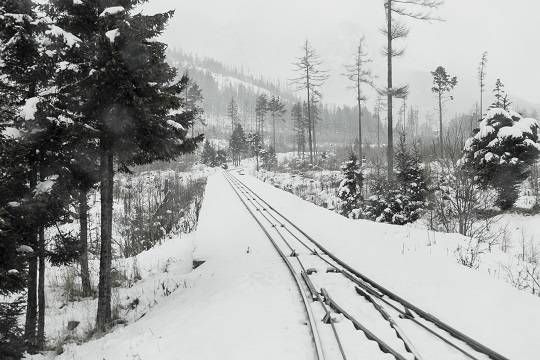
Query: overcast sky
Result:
<box><xmin>142</xmin><ymin>0</ymin><xmax>540</xmax><ymax>109</ymax></box>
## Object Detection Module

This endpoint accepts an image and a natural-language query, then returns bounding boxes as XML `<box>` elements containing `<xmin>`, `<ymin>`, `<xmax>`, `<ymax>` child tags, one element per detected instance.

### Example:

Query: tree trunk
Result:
<box><xmin>306</xmin><ymin>75</ymin><xmax>313</xmax><ymax>165</ymax></box>
<box><xmin>256</xmin><ymin>152</ymin><xmax>259</xmax><ymax>171</ymax></box>
<box><xmin>37</xmin><ymin>226</ymin><xmax>45</xmax><ymax>349</ymax></box>
<box><xmin>439</xmin><ymin>92</ymin><xmax>443</xmax><ymax>154</ymax></box>
<box><xmin>24</xmin><ymin>169</ymin><xmax>38</xmax><ymax>352</ymax></box>
<box><xmin>358</xmin><ymin>80</ymin><xmax>362</xmax><ymax>162</ymax></box>
<box><xmin>312</xmin><ymin>109</ymin><xmax>317</xmax><ymax>163</ymax></box>
<box><xmin>25</xmin><ymin>251</ymin><xmax>38</xmax><ymax>351</ymax></box>
<box><xmin>386</xmin><ymin>0</ymin><xmax>394</xmax><ymax>180</ymax></box>
<box><xmin>96</xmin><ymin>147</ymin><xmax>114</xmax><ymax>333</ymax></box>
<box><xmin>272</xmin><ymin>114</ymin><xmax>276</xmax><ymax>150</ymax></box>
<box><xmin>377</xmin><ymin>110</ymin><xmax>380</xmax><ymax>150</ymax></box>
<box><xmin>79</xmin><ymin>189</ymin><xmax>92</xmax><ymax>297</ymax></box>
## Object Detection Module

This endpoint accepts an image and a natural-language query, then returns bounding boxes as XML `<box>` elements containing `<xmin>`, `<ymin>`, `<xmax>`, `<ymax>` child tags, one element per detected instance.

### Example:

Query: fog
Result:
<box><xmin>142</xmin><ymin>0</ymin><xmax>540</xmax><ymax>110</ymax></box>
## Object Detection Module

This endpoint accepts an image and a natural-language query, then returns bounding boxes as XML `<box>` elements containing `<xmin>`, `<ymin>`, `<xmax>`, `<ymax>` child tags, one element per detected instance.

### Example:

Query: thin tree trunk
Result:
<box><xmin>96</xmin><ymin>147</ymin><xmax>114</xmax><ymax>332</ymax></box>
<box><xmin>79</xmin><ymin>189</ymin><xmax>92</xmax><ymax>297</ymax></box>
<box><xmin>306</xmin><ymin>74</ymin><xmax>313</xmax><ymax>164</ymax></box>
<box><xmin>312</xmin><ymin>109</ymin><xmax>317</xmax><ymax>162</ymax></box>
<box><xmin>377</xmin><ymin>109</ymin><xmax>380</xmax><ymax>150</ymax></box>
<box><xmin>386</xmin><ymin>0</ymin><xmax>394</xmax><ymax>179</ymax></box>
<box><xmin>439</xmin><ymin>92</ymin><xmax>443</xmax><ymax>154</ymax></box>
<box><xmin>37</xmin><ymin>226</ymin><xmax>45</xmax><ymax>349</ymax></box>
<box><xmin>358</xmin><ymin>79</ymin><xmax>362</xmax><ymax>162</ymax></box>
<box><xmin>272</xmin><ymin>114</ymin><xmax>276</xmax><ymax>150</ymax></box>
<box><xmin>25</xmin><ymin>168</ymin><xmax>38</xmax><ymax>352</ymax></box>
<box><xmin>25</xmin><ymin>252</ymin><xmax>38</xmax><ymax>350</ymax></box>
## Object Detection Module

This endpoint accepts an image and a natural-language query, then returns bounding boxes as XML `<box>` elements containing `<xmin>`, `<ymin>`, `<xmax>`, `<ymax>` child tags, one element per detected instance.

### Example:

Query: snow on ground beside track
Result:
<box><xmin>27</xmin><ymin>232</ymin><xmax>194</xmax><ymax>359</ymax></box>
<box><xmin>236</xmin><ymin>171</ymin><xmax>540</xmax><ymax>360</ymax></box>
<box><xmin>28</xmin><ymin>173</ymin><xmax>314</xmax><ymax>360</ymax></box>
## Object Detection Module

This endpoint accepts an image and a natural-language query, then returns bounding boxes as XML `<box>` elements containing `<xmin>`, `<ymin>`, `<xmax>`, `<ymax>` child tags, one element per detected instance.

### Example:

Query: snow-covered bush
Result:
<box><xmin>337</xmin><ymin>154</ymin><xmax>363</xmax><ymax>217</ymax></box>
<box><xmin>462</xmin><ymin>108</ymin><xmax>540</xmax><ymax>210</ymax></box>
<box><xmin>115</xmin><ymin>172</ymin><xmax>207</xmax><ymax>258</ymax></box>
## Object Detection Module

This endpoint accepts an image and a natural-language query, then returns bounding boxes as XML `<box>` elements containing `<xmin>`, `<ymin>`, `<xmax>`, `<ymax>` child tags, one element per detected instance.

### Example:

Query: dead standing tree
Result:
<box><xmin>344</xmin><ymin>37</ymin><xmax>374</xmax><ymax>163</ymax></box>
<box><xmin>382</xmin><ymin>0</ymin><xmax>443</xmax><ymax>179</ymax></box>
<box><xmin>478</xmin><ymin>51</ymin><xmax>488</xmax><ymax>116</ymax></box>
<box><xmin>291</xmin><ymin>40</ymin><xmax>329</xmax><ymax>165</ymax></box>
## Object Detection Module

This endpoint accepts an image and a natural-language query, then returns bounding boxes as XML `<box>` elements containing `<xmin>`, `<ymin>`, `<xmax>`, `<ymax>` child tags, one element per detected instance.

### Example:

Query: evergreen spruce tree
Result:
<box><xmin>215</xmin><ymin>149</ymin><xmax>228</xmax><ymax>168</ymax></box>
<box><xmin>337</xmin><ymin>153</ymin><xmax>364</xmax><ymax>217</ymax></box>
<box><xmin>229</xmin><ymin>124</ymin><xmax>247</xmax><ymax>166</ymax></box>
<box><xmin>186</xmin><ymin>82</ymin><xmax>205</xmax><ymax>136</ymax></box>
<box><xmin>255</xmin><ymin>94</ymin><xmax>268</xmax><ymax>144</ymax></box>
<box><xmin>247</xmin><ymin>132</ymin><xmax>262</xmax><ymax>171</ymax></box>
<box><xmin>0</xmin><ymin>0</ymin><xmax>66</xmax><ymax>350</ymax></box>
<box><xmin>489</xmin><ymin>79</ymin><xmax>512</xmax><ymax>110</ymax></box>
<box><xmin>227</xmin><ymin>97</ymin><xmax>239</xmax><ymax>133</ymax></box>
<box><xmin>260</xmin><ymin>146</ymin><xmax>277</xmax><ymax>170</ymax></box>
<box><xmin>291</xmin><ymin>102</ymin><xmax>305</xmax><ymax>156</ymax></box>
<box><xmin>462</xmin><ymin>108</ymin><xmax>540</xmax><ymax>210</ymax></box>
<box><xmin>201</xmin><ymin>140</ymin><xmax>216</xmax><ymax>166</ymax></box>
<box><xmin>267</xmin><ymin>96</ymin><xmax>286</xmax><ymax>151</ymax></box>
<box><xmin>45</xmin><ymin>1</ymin><xmax>202</xmax><ymax>332</ymax></box>
<box><xmin>394</xmin><ymin>134</ymin><xmax>427</xmax><ymax>222</ymax></box>
<box><xmin>361</xmin><ymin>134</ymin><xmax>427</xmax><ymax>224</ymax></box>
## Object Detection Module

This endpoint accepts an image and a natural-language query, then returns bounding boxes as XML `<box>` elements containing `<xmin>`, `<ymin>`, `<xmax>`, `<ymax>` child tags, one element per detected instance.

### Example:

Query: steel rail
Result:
<box><xmin>230</xmin><ymin>172</ymin><xmax>511</xmax><ymax>360</ymax></box>
<box><xmin>222</xmin><ymin>171</ymin><xmax>326</xmax><ymax>360</ymax></box>
<box><xmin>227</xmin><ymin>172</ymin><xmax>412</xmax><ymax>360</ymax></box>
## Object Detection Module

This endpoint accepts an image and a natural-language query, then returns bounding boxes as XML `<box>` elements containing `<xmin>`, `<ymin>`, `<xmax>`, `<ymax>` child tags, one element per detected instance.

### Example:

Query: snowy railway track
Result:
<box><xmin>223</xmin><ymin>170</ymin><xmax>510</xmax><ymax>360</ymax></box>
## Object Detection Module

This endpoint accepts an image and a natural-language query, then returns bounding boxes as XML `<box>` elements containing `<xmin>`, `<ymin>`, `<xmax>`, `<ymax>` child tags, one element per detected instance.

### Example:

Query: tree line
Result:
<box><xmin>0</xmin><ymin>1</ymin><xmax>202</xmax><ymax>356</ymax></box>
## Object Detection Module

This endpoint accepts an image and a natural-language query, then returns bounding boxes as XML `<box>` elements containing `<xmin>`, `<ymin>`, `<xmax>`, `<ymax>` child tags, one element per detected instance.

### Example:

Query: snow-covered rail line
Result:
<box><xmin>225</xmin><ymin>170</ymin><xmax>511</xmax><ymax>360</ymax></box>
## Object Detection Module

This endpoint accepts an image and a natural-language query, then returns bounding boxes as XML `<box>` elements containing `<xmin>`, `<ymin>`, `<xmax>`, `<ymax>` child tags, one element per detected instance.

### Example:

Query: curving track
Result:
<box><xmin>223</xmin><ymin>170</ymin><xmax>510</xmax><ymax>360</ymax></box>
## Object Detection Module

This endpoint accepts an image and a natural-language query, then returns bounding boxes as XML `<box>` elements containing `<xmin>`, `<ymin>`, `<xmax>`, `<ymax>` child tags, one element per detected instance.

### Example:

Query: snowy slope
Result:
<box><xmin>237</xmin><ymin>172</ymin><xmax>540</xmax><ymax>360</ymax></box>
<box><xmin>27</xmin><ymin>172</ymin><xmax>540</xmax><ymax>360</ymax></box>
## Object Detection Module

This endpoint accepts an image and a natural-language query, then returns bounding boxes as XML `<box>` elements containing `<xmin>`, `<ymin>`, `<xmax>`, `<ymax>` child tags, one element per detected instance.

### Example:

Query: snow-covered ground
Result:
<box><xmin>28</xmin><ymin>171</ymin><xmax>540</xmax><ymax>360</ymax></box>
<box><xmin>238</xmin><ymin>172</ymin><xmax>540</xmax><ymax>360</ymax></box>
<box><xmin>28</xmin><ymin>172</ymin><xmax>314</xmax><ymax>360</ymax></box>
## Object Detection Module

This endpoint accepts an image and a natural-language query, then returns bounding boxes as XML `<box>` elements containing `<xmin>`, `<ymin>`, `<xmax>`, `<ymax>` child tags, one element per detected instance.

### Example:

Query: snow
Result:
<box><xmin>105</xmin><ymin>29</ymin><xmax>120</xmax><ymax>43</ymax></box>
<box><xmin>22</xmin><ymin>170</ymin><xmax>540</xmax><ymax>360</ymax></box>
<box><xmin>237</xmin><ymin>172</ymin><xmax>540</xmax><ymax>360</ymax></box>
<box><xmin>99</xmin><ymin>7</ymin><xmax>125</xmax><ymax>17</ymax></box>
<box><xmin>27</xmin><ymin>173</ymin><xmax>312</xmax><ymax>360</ymax></box>
<box><xmin>167</xmin><ymin>119</ymin><xmax>186</xmax><ymax>131</ymax></box>
<box><xmin>57</xmin><ymin>61</ymin><xmax>79</xmax><ymax>72</ymax></box>
<box><xmin>16</xmin><ymin>245</ymin><xmax>34</xmax><ymax>254</ymax></box>
<box><xmin>33</xmin><ymin>175</ymin><xmax>59</xmax><ymax>196</ymax></box>
<box><xmin>2</xmin><ymin>13</ymin><xmax>31</xmax><ymax>23</ymax></box>
<box><xmin>2</xmin><ymin>126</ymin><xmax>21</xmax><ymax>139</ymax></box>
<box><xmin>46</xmin><ymin>25</ymin><xmax>81</xmax><ymax>48</ymax></box>
<box><xmin>20</xmin><ymin>97</ymin><xmax>40</xmax><ymax>121</ymax></box>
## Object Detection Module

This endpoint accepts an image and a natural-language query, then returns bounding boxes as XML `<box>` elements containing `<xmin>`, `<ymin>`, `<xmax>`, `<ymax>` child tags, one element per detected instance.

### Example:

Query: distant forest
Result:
<box><xmin>167</xmin><ymin>49</ymin><xmax>390</xmax><ymax>151</ymax></box>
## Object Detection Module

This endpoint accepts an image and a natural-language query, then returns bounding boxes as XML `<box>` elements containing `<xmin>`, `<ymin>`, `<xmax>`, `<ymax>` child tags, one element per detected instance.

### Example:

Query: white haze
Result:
<box><xmin>142</xmin><ymin>0</ymin><xmax>540</xmax><ymax>114</ymax></box>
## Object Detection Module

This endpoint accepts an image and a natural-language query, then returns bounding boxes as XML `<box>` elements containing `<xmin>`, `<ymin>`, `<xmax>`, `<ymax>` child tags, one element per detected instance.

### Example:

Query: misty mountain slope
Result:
<box><xmin>166</xmin><ymin>49</ymin><xmax>385</xmax><ymax>148</ymax></box>
<box><xmin>167</xmin><ymin>50</ymin><xmax>295</xmax><ymax>118</ymax></box>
